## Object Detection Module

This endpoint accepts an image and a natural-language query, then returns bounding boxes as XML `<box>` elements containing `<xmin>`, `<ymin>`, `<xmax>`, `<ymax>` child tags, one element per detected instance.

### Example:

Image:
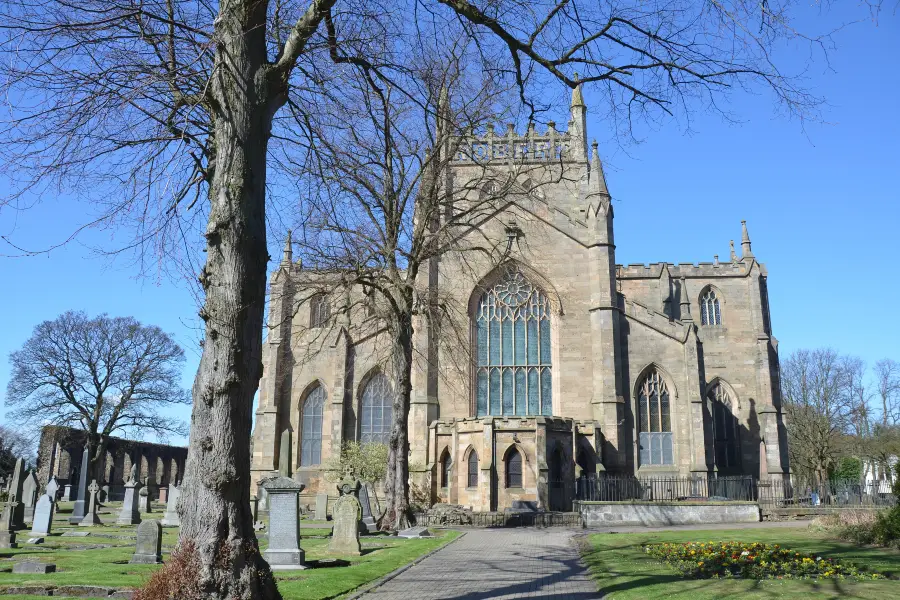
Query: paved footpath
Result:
<box><xmin>360</xmin><ymin>528</ymin><xmax>598</xmax><ymax>600</ymax></box>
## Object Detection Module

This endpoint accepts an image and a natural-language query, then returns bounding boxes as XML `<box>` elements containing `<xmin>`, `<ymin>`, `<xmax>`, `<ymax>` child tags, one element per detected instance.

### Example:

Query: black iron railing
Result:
<box><xmin>575</xmin><ymin>474</ymin><xmax>757</xmax><ymax>502</ymax></box>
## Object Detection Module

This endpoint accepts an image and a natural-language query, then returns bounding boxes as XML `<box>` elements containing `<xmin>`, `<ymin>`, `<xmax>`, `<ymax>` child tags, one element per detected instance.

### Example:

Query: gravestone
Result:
<box><xmin>357</xmin><ymin>484</ymin><xmax>377</xmax><ymax>534</ymax></box>
<box><xmin>278</xmin><ymin>429</ymin><xmax>292</xmax><ymax>478</ymax></box>
<box><xmin>139</xmin><ymin>486</ymin><xmax>152</xmax><ymax>513</ymax></box>
<box><xmin>100</xmin><ymin>484</ymin><xmax>110</xmax><ymax>503</ymax></box>
<box><xmin>0</xmin><ymin>501</ymin><xmax>19</xmax><ymax>548</ymax></box>
<box><xmin>398</xmin><ymin>526</ymin><xmax>433</xmax><ymax>538</ymax></box>
<box><xmin>130</xmin><ymin>520</ymin><xmax>162</xmax><ymax>564</ymax></box>
<box><xmin>117</xmin><ymin>465</ymin><xmax>142</xmax><ymax>525</ymax></box>
<box><xmin>79</xmin><ymin>480</ymin><xmax>102</xmax><ymax>526</ymax></box>
<box><xmin>69</xmin><ymin>446</ymin><xmax>90</xmax><ymax>524</ymax></box>
<box><xmin>46</xmin><ymin>477</ymin><xmax>60</xmax><ymax>501</ymax></box>
<box><xmin>13</xmin><ymin>562</ymin><xmax>56</xmax><ymax>574</ymax></box>
<box><xmin>9</xmin><ymin>458</ymin><xmax>26</xmax><ymax>529</ymax></box>
<box><xmin>259</xmin><ymin>475</ymin><xmax>305</xmax><ymax>570</ymax></box>
<box><xmin>161</xmin><ymin>484</ymin><xmax>180</xmax><ymax>527</ymax></box>
<box><xmin>61</xmin><ymin>484</ymin><xmax>73</xmax><ymax>502</ymax></box>
<box><xmin>30</xmin><ymin>495</ymin><xmax>55</xmax><ymax>536</ymax></box>
<box><xmin>22</xmin><ymin>471</ymin><xmax>39</xmax><ymax>524</ymax></box>
<box><xmin>314</xmin><ymin>493</ymin><xmax>328</xmax><ymax>521</ymax></box>
<box><xmin>327</xmin><ymin>494</ymin><xmax>361</xmax><ymax>556</ymax></box>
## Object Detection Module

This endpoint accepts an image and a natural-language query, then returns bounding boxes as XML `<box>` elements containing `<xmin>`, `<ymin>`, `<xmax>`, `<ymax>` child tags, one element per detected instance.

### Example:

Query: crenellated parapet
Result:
<box><xmin>617</xmin><ymin>261</ymin><xmax>759</xmax><ymax>279</ymax></box>
<box><xmin>450</xmin><ymin>121</ymin><xmax>580</xmax><ymax>165</ymax></box>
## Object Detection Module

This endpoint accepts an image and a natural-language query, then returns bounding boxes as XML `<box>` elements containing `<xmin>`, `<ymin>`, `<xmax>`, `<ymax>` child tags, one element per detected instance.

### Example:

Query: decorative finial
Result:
<box><xmin>679</xmin><ymin>276</ymin><xmax>692</xmax><ymax>322</ymax></box>
<box><xmin>740</xmin><ymin>220</ymin><xmax>754</xmax><ymax>258</ymax></box>
<box><xmin>729</xmin><ymin>240</ymin><xmax>738</xmax><ymax>265</ymax></box>
<box><xmin>571</xmin><ymin>79</ymin><xmax>585</xmax><ymax>108</ymax></box>
<box><xmin>589</xmin><ymin>140</ymin><xmax>608</xmax><ymax>196</ymax></box>
<box><xmin>282</xmin><ymin>230</ymin><xmax>293</xmax><ymax>265</ymax></box>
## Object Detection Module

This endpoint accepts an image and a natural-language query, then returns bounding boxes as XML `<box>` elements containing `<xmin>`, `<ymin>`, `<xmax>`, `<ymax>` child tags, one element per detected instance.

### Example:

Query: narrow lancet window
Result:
<box><xmin>700</xmin><ymin>289</ymin><xmax>721</xmax><ymax>326</ymax></box>
<box><xmin>301</xmin><ymin>384</ymin><xmax>325</xmax><ymax>465</ymax></box>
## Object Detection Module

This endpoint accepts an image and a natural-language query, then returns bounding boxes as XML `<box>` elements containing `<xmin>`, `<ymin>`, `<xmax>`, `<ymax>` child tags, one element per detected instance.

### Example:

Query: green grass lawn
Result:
<box><xmin>0</xmin><ymin>504</ymin><xmax>459</xmax><ymax>599</ymax></box>
<box><xmin>582</xmin><ymin>527</ymin><xmax>900</xmax><ymax>599</ymax></box>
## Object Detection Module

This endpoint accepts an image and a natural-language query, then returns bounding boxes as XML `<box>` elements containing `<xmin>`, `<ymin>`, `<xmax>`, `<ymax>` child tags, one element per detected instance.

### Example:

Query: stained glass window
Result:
<box><xmin>360</xmin><ymin>372</ymin><xmax>392</xmax><ymax>444</ymax></box>
<box><xmin>300</xmin><ymin>384</ymin><xmax>325</xmax><ymax>465</ymax></box>
<box><xmin>474</xmin><ymin>266</ymin><xmax>552</xmax><ymax>416</ymax></box>
<box><xmin>700</xmin><ymin>289</ymin><xmax>721</xmax><ymax>326</ymax></box>
<box><xmin>506</xmin><ymin>449</ymin><xmax>523</xmax><ymax>488</ymax></box>
<box><xmin>637</xmin><ymin>369</ymin><xmax>674</xmax><ymax>466</ymax></box>
<box><xmin>309</xmin><ymin>293</ymin><xmax>330</xmax><ymax>328</ymax></box>
<box><xmin>708</xmin><ymin>383</ymin><xmax>741</xmax><ymax>473</ymax></box>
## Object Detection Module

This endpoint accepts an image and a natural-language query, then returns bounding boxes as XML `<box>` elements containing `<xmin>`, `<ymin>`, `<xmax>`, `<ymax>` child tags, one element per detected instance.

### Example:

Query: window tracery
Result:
<box><xmin>708</xmin><ymin>382</ymin><xmax>741</xmax><ymax>473</ymax></box>
<box><xmin>638</xmin><ymin>369</ymin><xmax>673</xmax><ymax>466</ymax></box>
<box><xmin>474</xmin><ymin>266</ymin><xmax>552</xmax><ymax>416</ymax></box>
<box><xmin>700</xmin><ymin>289</ymin><xmax>721</xmax><ymax>326</ymax></box>
<box><xmin>301</xmin><ymin>384</ymin><xmax>325</xmax><ymax>466</ymax></box>
<box><xmin>360</xmin><ymin>372</ymin><xmax>392</xmax><ymax>444</ymax></box>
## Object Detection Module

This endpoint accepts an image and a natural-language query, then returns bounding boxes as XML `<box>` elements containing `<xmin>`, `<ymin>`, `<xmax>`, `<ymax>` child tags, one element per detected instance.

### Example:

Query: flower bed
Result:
<box><xmin>644</xmin><ymin>541</ymin><xmax>885</xmax><ymax>580</ymax></box>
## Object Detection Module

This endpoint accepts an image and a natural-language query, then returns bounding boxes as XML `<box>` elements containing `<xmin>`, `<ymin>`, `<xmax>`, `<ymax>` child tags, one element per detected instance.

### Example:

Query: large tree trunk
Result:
<box><xmin>381</xmin><ymin>306</ymin><xmax>414</xmax><ymax>531</ymax></box>
<box><xmin>164</xmin><ymin>3</ymin><xmax>281</xmax><ymax>598</ymax></box>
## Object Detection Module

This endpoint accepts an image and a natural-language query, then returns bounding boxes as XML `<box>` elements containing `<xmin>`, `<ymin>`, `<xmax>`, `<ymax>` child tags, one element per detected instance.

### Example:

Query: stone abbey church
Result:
<box><xmin>251</xmin><ymin>86</ymin><xmax>791</xmax><ymax>512</ymax></box>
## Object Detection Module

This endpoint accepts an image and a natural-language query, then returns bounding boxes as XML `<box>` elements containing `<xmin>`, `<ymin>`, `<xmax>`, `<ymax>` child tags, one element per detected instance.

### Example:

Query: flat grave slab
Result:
<box><xmin>12</xmin><ymin>562</ymin><xmax>56</xmax><ymax>574</ymax></box>
<box><xmin>397</xmin><ymin>526</ymin><xmax>433</xmax><ymax>539</ymax></box>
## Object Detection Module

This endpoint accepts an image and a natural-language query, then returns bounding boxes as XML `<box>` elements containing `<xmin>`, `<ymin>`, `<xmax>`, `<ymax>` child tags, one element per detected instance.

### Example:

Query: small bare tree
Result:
<box><xmin>5</xmin><ymin>311</ymin><xmax>189</xmax><ymax>480</ymax></box>
<box><xmin>875</xmin><ymin>359</ymin><xmax>900</xmax><ymax>426</ymax></box>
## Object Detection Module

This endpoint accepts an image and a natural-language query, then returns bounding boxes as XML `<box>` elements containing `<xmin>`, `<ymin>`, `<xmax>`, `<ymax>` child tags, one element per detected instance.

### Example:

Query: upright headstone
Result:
<box><xmin>314</xmin><ymin>493</ymin><xmax>328</xmax><ymax>521</ymax></box>
<box><xmin>328</xmin><ymin>485</ymin><xmax>362</xmax><ymax>556</ymax></box>
<box><xmin>259</xmin><ymin>475</ymin><xmax>305</xmax><ymax>570</ymax></box>
<box><xmin>0</xmin><ymin>501</ymin><xmax>19</xmax><ymax>548</ymax></box>
<box><xmin>61</xmin><ymin>484</ymin><xmax>73</xmax><ymax>502</ymax></box>
<box><xmin>46</xmin><ymin>477</ymin><xmax>60</xmax><ymax>501</ymax></box>
<box><xmin>69</xmin><ymin>446</ymin><xmax>90</xmax><ymax>524</ymax></box>
<box><xmin>22</xmin><ymin>471</ymin><xmax>39</xmax><ymax>524</ymax></box>
<box><xmin>100</xmin><ymin>484</ymin><xmax>110</xmax><ymax>503</ymax></box>
<box><xmin>130</xmin><ymin>520</ymin><xmax>162</xmax><ymax>564</ymax></box>
<box><xmin>161</xmin><ymin>484</ymin><xmax>180</xmax><ymax>527</ymax></box>
<box><xmin>117</xmin><ymin>465</ymin><xmax>142</xmax><ymax>525</ymax></box>
<box><xmin>30</xmin><ymin>495</ymin><xmax>55</xmax><ymax>536</ymax></box>
<box><xmin>79</xmin><ymin>480</ymin><xmax>102</xmax><ymax>526</ymax></box>
<box><xmin>278</xmin><ymin>429</ymin><xmax>293</xmax><ymax>478</ymax></box>
<box><xmin>250</xmin><ymin>495</ymin><xmax>259</xmax><ymax>524</ymax></box>
<box><xmin>8</xmin><ymin>458</ymin><xmax>26</xmax><ymax>529</ymax></box>
<box><xmin>357</xmin><ymin>484</ymin><xmax>377</xmax><ymax>534</ymax></box>
<box><xmin>139</xmin><ymin>486</ymin><xmax>152</xmax><ymax>513</ymax></box>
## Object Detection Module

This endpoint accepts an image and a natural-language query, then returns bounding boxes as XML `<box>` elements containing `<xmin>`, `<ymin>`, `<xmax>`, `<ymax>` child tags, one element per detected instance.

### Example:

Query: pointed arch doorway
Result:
<box><xmin>548</xmin><ymin>445</ymin><xmax>568</xmax><ymax>511</ymax></box>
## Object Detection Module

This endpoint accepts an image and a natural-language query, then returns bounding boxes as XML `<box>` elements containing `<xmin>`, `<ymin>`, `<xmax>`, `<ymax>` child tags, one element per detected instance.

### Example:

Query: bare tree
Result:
<box><xmin>781</xmin><ymin>348</ymin><xmax>857</xmax><ymax>485</ymax></box>
<box><xmin>5</xmin><ymin>311</ymin><xmax>189</xmax><ymax>481</ymax></box>
<box><xmin>875</xmin><ymin>359</ymin><xmax>900</xmax><ymax>426</ymax></box>
<box><xmin>1</xmin><ymin>0</ymin><xmax>867</xmax><ymax>594</ymax></box>
<box><xmin>0</xmin><ymin>424</ymin><xmax>36</xmax><ymax>477</ymax></box>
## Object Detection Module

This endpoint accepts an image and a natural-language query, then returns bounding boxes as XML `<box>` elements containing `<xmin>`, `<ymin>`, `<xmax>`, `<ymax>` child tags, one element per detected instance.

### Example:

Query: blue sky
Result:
<box><xmin>1</xmin><ymin>4</ymin><xmax>898</xmax><ymax>445</ymax></box>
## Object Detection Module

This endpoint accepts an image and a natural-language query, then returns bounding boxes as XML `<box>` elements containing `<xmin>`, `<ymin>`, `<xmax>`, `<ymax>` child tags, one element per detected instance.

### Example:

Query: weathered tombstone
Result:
<box><xmin>139</xmin><ymin>485</ymin><xmax>152</xmax><ymax>513</ymax></box>
<box><xmin>13</xmin><ymin>562</ymin><xmax>56</xmax><ymax>574</ymax></box>
<box><xmin>30</xmin><ymin>495</ymin><xmax>55</xmax><ymax>536</ymax></box>
<box><xmin>46</xmin><ymin>477</ymin><xmax>60</xmax><ymax>501</ymax></box>
<box><xmin>328</xmin><ymin>486</ymin><xmax>362</xmax><ymax>556</ymax></box>
<box><xmin>130</xmin><ymin>520</ymin><xmax>162</xmax><ymax>564</ymax></box>
<box><xmin>314</xmin><ymin>493</ymin><xmax>328</xmax><ymax>521</ymax></box>
<box><xmin>160</xmin><ymin>484</ymin><xmax>180</xmax><ymax>527</ymax></box>
<box><xmin>357</xmin><ymin>483</ymin><xmax>377</xmax><ymax>534</ymax></box>
<box><xmin>397</xmin><ymin>526</ymin><xmax>433</xmax><ymax>538</ymax></box>
<box><xmin>278</xmin><ymin>429</ymin><xmax>293</xmax><ymax>478</ymax></box>
<box><xmin>69</xmin><ymin>446</ymin><xmax>90</xmax><ymax>524</ymax></box>
<box><xmin>0</xmin><ymin>501</ymin><xmax>19</xmax><ymax>548</ymax></box>
<box><xmin>8</xmin><ymin>458</ymin><xmax>26</xmax><ymax>529</ymax></box>
<box><xmin>117</xmin><ymin>465</ymin><xmax>142</xmax><ymax>525</ymax></box>
<box><xmin>259</xmin><ymin>475</ymin><xmax>305</xmax><ymax>570</ymax></box>
<box><xmin>22</xmin><ymin>471</ymin><xmax>39</xmax><ymax>524</ymax></box>
<box><xmin>61</xmin><ymin>484</ymin><xmax>73</xmax><ymax>502</ymax></box>
<box><xmin>250</xmin><ymin>495</ymin><xmax>259</xmax><ymax>524</ymax></box>
<box><xmin>100</xmin><ymin>484</ymin><xmax>110</xmax><ymax>503</ymax></box>
<box><xmin>79</xmin><ymin>480</ymin><xmax>102</xmax><ymax>526</ymax></box>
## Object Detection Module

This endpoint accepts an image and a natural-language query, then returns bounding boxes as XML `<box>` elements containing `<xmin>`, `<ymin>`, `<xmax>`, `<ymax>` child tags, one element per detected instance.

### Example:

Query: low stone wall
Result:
<box><xmin>577</xmin><ymin>501</ymin><xmax>760</xmax><ymax>528</ymax></box>
<box><xmin>415</xmin><ymin>511</ymin><xmax>583</xmax><ymax>528</ymax></box>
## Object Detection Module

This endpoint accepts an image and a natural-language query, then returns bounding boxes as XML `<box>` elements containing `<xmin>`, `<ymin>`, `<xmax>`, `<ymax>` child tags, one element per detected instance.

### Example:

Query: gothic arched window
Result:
<box><xmin>506</xmin><ymin>448</ymin><xmax>523</xmax><ymax>488</ymax></box>
<box><xmin>700</xmin><ymin>289</ymin><xmax>721</xmax><ymax>326</ymax></box>
<box><xmin>467</xmin><ymin>451</ymin><xmax>479</xmax><ymax>488</ymax></box>
<box><xmin>637</xmin><ymin>369</ymin><xmax>674</xmax><ymax>466</ymax></box>
<box><xmin>708</xmin><ymin>383</ymin><xmax>741</xmax><ymax>473</ymax></box>
<box><xmin>474</xmin><ymin>266</ymin><xmax>552</xmax><ymax>417</ymax></box>
<box><xmin>309</xmin><ymin>293</ymin><xmax>330</xmax><ymax>328</ymax></box>
<box><xmin>301</xmin><ymin>384</ymin><xmax>325</xmax><ymax>465</ymax></box>
<box><xmin>360</xmin><ymin>372</ymin><xmax>392</xmax><ymax>444</ymax></box>
<box><xmin>440</xmin><ymin>451</ymin><xmax>451</xmax><ymax>489</ymax></box>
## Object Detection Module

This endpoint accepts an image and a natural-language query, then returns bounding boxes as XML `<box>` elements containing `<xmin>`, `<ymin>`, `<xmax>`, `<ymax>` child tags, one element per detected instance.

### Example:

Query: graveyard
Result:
<box><xmin>0</xmin><ymin>460</ymin><xmax>458</xmax><ymax>599</ymax></box>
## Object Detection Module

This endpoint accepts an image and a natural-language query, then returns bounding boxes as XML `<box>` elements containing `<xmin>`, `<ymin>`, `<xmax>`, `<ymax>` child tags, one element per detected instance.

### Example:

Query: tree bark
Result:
<box><xmin>381</xmin><ymin>304</ymin><xmax>414</xmax><ymax>531</ymax></box>
<box><xmin>173</xmin><ymin>2</ymin><xmax>281</xmax><ymax>597</ymax></box>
